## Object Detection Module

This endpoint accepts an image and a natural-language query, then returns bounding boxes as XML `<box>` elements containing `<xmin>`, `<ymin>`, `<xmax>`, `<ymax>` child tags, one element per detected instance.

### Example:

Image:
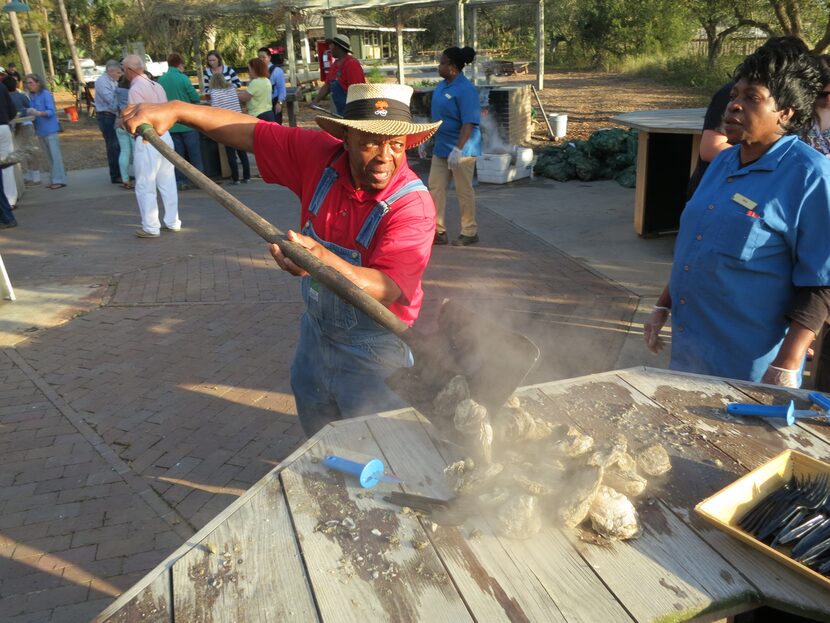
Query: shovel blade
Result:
<box><xmin>395</xmin><ymin>299</ymin><xmax>540</xmax><ymax>416</ymax></box>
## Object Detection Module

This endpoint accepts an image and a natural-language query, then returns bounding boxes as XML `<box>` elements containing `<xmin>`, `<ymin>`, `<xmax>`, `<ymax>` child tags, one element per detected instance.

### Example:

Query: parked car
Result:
<box><xmin>63</xmin><ymin>58</ymin><xmax>105</xmax><ymax>83</ymax></box>
<box><xmin>142</xmin><ymin>55</ymin><xmax>168</xmax><ymax>78</ymax></box>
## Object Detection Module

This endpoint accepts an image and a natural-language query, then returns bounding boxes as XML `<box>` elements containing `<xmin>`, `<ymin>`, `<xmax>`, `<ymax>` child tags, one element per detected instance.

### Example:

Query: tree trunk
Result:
<box><xmin>56</xmin><ymin>0</ymin><xmax>85</xmax><ymax>87</ymax></box>
<box><xmin>88</xmin><ymin>23</ymin><xmax>95</xmax><ymax>57</ymax></box>
<box><xmin>42</xmin><ymin>6</ymin><xmax>55</xmax><ymax>82</ymax></box>
<box><xmin>704</xmin><ymin>21</ymin><xmax>718</xmax><ymax>68</ymax></box>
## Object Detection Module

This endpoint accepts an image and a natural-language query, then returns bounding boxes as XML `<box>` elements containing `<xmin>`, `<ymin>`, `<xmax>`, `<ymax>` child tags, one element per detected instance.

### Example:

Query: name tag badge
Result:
<box><xmin>444</xmin><ymin>92</ymin><xmax>453</xmax><ymax>99</ymax></box>
<box><xmin>731</xmin><ymin>193</ymin><xmax>757</xmax><ymax>211</ymax></box>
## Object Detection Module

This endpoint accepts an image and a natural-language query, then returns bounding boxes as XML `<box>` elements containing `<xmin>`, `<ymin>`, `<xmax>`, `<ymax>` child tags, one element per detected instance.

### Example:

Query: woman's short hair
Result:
<box><xmin>207</xmin><ymin>50</ymin><xmax>223</xmax><ymax>65</ymax></box>
<box><xmin>209</xmin><ymin>72</ymin><xmax>229</xmax><ymax>90</ymax></box>
<box><xmin>733</xmin><ymin>36</ymin><xmax>821</xmax><ymax>135</ymax></box>
<box><xmin>24</xmin><ymin>73</ymin><xmax>43</xmax><ymax>88</ymax></box>
<box><xmin>443</xmin><ymin>46</ymin><xmax>476</xmax><ymax>71</ymax></box>
<box><xmin>248</xmin><ymin>57</ymin><xmax>269</xmax><ymax>78</ymax></box>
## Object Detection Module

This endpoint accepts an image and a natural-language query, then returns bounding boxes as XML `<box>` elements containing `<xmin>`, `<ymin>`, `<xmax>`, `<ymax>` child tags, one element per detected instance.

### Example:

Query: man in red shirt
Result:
<box><xmin>123</xmin><ymin>83</ymin><xmax>441</xmax><ymax>436</ymax></box>
<box><xmin>311</xmin><ymin>34</ymin><xmax>366</xmax><ymax>116</ymax></box>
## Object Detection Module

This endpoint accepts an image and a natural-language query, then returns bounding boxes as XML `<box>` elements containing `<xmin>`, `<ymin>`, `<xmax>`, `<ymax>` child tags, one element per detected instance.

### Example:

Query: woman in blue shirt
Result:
<box><xmin>422</xmin><ymin>46</ymin><xmax>481</xmax><ymax>246</ymax></box>
<box><xmin>24</xmin><ymin>73</ymin><xmax>66</xmax><ymax>189</ymax></box>
<box><xmin>644</xmin><ymin>38</ymin><xmax>830</xmax><ymax>388</ymax></box>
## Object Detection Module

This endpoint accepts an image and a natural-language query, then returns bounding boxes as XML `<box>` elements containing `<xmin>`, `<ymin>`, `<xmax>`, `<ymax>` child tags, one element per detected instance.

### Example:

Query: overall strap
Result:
<box><xmin>308</xmin><ymin>153</ymin><xmax>343</xmax><ymax>216</ymax></box>
<box><xmin>355</xmin><ymin>180</ymin><xmax>428</xmax><ymax>249</ymax></box>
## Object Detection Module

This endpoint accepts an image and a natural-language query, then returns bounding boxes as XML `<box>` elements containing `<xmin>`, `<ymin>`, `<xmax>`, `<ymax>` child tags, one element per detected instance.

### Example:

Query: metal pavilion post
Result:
<box><xmin>455</xmin><ymin>0</ymin><xmax>464</xmax><ymax>47</ymax></box>
<box><xmin>536</xmin><ymin>0</ymin><xmax>544</xmax><ymax>90</ymax></box>
<box><xmin>395</xmin><ymin>10</ymin><xmax>404</xmax><ymax>85</ymax></box>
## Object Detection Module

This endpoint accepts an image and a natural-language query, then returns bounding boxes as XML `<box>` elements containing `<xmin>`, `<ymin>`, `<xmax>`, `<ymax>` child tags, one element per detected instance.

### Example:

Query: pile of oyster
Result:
<box><xmin>434</xmin><ymin>376</ymin><xmax>672</xmax><ymax>541</ymax></box>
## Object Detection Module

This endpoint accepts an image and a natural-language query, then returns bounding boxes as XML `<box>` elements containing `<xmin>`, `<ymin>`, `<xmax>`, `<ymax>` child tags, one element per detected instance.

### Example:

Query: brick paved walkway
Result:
<box><xmin>0</xmin><ymin>170</ymin><xmax>637</xmax><ymax>621</ymax></box>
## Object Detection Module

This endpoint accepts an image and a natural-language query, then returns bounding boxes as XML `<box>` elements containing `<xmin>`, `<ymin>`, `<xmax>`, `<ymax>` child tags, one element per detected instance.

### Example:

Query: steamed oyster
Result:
<box><xmin>589</xmin><ymin>485</ymin><xmax>641</xmax><ymax>540</ymax></box>
<box><xmin>557</xmin><ymin>464</ymin><xmax>603</xmax><ymax>527</ymax></box>
<box><xmin>503</xmin><ymin>406</ymin><xmax>556</xmax><ymax>441</ymax></box>
<box><xmin>588</xmin><ymin>433</ymin><xmax>628</xmax><ymax>468</ymax></box>
<box><xmin>433</xmin><ymin>375</ymin><xmax>470</xmax><ymax>418</ymax></box>
<box><xmin>553</xmin><ymin>426</ymin><xmax>594</xmax><ymax>458</ymax></box>
<box><xmin>496</xmin><ymin>494</ymin><xmax>542</xmax><ymax>539</ymax></box>
<box><xmin>636</xmin><ymin>444</ymin><xmax>671</xmax><ymax>476</ymax></box>
<box><xmin>454</xmin><ymin>398</ymin><xmax>493</xmax><ymax>464</ymax></box>
<box><xmin>603</xmin><ymin>468</ymin><xmax>647</xmax><ymax>497</ymax></box>
<box><xmin>446</xmin><ymin>462</ymin><xmax>504</xmax><ymax>496</ymax></box>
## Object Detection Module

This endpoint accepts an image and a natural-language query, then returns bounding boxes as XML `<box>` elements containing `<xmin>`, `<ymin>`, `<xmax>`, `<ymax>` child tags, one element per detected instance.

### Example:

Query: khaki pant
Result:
<box><xmin>428</xmin><ymin>155</ymin><xmax>477</xmax><ymax>237</ymax></box>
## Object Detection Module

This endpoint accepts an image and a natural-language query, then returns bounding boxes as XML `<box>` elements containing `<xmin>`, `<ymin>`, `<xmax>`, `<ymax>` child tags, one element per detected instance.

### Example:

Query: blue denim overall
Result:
<box><xmin>290</xmin><ymin>159</ymin><xmax>428</xmax><ymax>436</ymax></box>
<box><xmin>329</xmin><ymin>65</ymin><xmax>348</xmax><ymax>115</ymax></box>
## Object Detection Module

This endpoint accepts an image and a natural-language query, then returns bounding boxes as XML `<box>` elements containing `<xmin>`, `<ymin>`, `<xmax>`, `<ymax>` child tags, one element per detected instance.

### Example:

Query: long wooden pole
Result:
<box><xmin>7</xmin><ymin>9</ymin><xmax>31</xmax><ymax>75</ymax></box>
<box><xmin>137</xmin><ymin>123</ymin><xmax>410</xmax><ymax>337</ymax></box>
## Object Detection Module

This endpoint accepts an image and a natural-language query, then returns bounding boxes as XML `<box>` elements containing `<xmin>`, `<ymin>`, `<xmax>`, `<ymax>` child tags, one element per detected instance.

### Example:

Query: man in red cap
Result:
<box><xmin>311</xmin><ymin>34</ymin><xmax>365</xmax><ymax>116</ymax></box>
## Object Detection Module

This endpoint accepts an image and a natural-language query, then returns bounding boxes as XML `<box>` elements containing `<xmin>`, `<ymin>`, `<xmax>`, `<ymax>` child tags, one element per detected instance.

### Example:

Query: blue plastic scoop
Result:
<box><xmin>322</xmin><ymin>455</ymin><xmax>402</xmax><ymax>489</ymax></box>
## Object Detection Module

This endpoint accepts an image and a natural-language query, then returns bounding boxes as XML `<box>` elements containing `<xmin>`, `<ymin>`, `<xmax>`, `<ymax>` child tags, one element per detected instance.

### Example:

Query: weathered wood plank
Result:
<box><xmin>369</xmin><ymin>411</ymin><xmax>634</xmax><ymax>623</ymax></box>
<box><xmin>570</xmin><ymin>498</ymin><xmax>756</xmax><ymax>622</ymax></box>
<box><xmin>171</xmin><ymin>475</ymin><xmax>317</xmax><ymax>622</ymax></box>
<box><xmin>520</xmin><ymin>380</ymin><xmax>757</xmax><ymax>621</ymax></box>
<box><xmin>280</xmin><ymin>417</ymin><xmax>473</xmax><ymax>622</ymax></box>
<box><xmin>94</xmin><ymin>570</ymin><xmax>171</xmax><ymax>623</ymax></box>
<box><xmin>611</xmin><ymin>109</ymin><xmax>707</xmax><ymax>134</ymax></box>
<box><xmin>525</xmin><ymin>377</ymin><xmax>746</xmax><ymax>508</ymax></box>
<box><xmin>618</xmin><ymin>368</ymin><xmax>830</xmax><ymax>467</ymax></box>
<box><xmin>727</xmin><ymin>381</ymin><xmax>830</xmax><ymax>450</ymax></box>
<box><xmin>611</xmin><ymin>369</ymin><xmax>830</xmax><ymax>618</ymax></box>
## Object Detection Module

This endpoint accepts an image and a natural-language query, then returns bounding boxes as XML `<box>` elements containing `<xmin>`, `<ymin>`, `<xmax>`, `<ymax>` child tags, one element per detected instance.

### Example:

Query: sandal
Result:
<box><xmin>46</xmin><ymin>183</ymin><xmax>66</xmax><ymax>190</ymax></box>
<box><xmin>122</xmin><ymin>182</ymin><xmax>134</xmax><ymax>190</ymax></box>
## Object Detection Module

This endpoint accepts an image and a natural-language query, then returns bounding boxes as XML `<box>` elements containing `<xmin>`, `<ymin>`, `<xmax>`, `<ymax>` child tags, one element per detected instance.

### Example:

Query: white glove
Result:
<box><xmin>447</xmin><ymin>146</ymin><xmax>463</xmax><ymax>170</ymax></box>
<box><xmin>762</xmin><ymin>365</ymin><xmax>800</xmax><ymax>388</ymax></box>
<box><xmin>643</xmin><ymin>306</ymin><xmax>670</xmax><ymax>354</ymax></box>
<box><xmin>418</xmin><ymin>142</ymin><xmax>428</xmax><ymax>159</ymax></box>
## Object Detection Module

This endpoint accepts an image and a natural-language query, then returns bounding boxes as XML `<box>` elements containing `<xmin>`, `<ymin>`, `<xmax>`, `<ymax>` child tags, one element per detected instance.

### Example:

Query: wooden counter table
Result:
<box><xmin>94</xmin><ymin>367</ymin><xmax>830</xmax><ymax>622</ymax></box>
<box><xmin>612</xmin><ymin>109</ymin><xmax>706</xmax><ymax>237</ymax></box>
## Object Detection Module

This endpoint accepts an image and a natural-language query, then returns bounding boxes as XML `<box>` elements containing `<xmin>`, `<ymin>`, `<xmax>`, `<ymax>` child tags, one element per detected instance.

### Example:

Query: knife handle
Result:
<box><xmin>726</xmin><ymin>401</ymin><xmax>795</xmax><ymax>426</ymax></box>
<box><xmin>809</xmin><ymin>392</ymin><xmax>830</xmax><ymax>412</ymax></box>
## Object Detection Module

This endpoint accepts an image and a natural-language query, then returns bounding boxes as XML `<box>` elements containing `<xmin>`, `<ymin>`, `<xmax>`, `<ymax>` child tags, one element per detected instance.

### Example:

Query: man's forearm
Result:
<box><xmin>327</xmin><ymin>256</ymin><xmax>402</xmax><ymax>307</ymax></box>
<box><xmin>171</xmin><ymin>102</ymin><xmax>258</xmax><ymax>151</ymax></box>
<box><xmin>126</xmin><ymin>100</ymin><xmax>258</xmax><ymax>152</ymax></box>
<box><xmin>771</xmin><ymin>320</ymin><xmax>815</xmax><ymax>370</ymax></box>
<box><xmin>314</xmin><ymin>83</ymin><xmax>330</xmax><ymax>103</ymax></box>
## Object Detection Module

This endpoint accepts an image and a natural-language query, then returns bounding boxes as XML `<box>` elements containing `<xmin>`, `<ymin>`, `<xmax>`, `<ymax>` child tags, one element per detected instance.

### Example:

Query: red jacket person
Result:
<box><xmin>123</xmin><ymin>83</ymin><xmax>441</xmax><ymax>436</ymax></box>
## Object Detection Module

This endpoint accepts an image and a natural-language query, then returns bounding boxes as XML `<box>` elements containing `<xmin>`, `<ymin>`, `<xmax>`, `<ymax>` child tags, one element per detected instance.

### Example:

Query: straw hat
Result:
<box><xmin>326</xmin><ymin>34</ymin><xmax>352</xmax><ymax>53</ymax></box>
<box><xmin>315</xmin><ymin>83</ymin><xmax>441</xmax><ymax>148</ymax></box>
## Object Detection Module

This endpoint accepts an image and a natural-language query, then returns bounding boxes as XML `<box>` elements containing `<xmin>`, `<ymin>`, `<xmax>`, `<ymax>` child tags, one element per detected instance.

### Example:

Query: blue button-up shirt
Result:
<box><xmin>430</xmin><ymin>73</ymin><xmax>481</xmax><ymax>158</ymax></box>
<box><xmin>670</xmin><ymin>135</ymin><xmax>830</xmax><ymax>382</ymax></box>
<box><xmin>28</xmin><ymin>88</ymin><xmax>60</xmax><ymax>137</ymax></box>
<box><xmin>94</xmin><ymin>73</ymin><xmax>118</xmax><ymax>114</ymax></box>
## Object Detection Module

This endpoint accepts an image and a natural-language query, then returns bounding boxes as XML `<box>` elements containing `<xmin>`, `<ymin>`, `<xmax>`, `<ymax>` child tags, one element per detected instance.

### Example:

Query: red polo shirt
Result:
<box><xmin>254</xmin><ymin>123</ymin><xmax>435</xmax><ymax>326</ymax></box>
<box><xmin>324</xmin><ymin>54</ymin><xmax>365</xmax><ymax>90</ymax></box>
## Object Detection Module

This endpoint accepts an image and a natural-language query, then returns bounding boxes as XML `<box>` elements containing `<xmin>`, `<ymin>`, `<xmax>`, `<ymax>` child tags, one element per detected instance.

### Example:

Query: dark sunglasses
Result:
<box><xmin>819</xmin><ymin>92</ymin><xmax>830</xmax><ymax>99</ymax></box>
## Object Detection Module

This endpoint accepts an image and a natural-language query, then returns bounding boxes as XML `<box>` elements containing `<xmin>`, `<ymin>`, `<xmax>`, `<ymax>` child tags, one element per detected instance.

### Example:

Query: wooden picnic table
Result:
<box><xmin>612</xmin><ymin>109</ymin><xmax>706</xmax><ymax>237</ymax></box>
<box><xmin>93</xmin><ymin>367</ymin><xmax>830</xmax><ymax>622</ymax></box>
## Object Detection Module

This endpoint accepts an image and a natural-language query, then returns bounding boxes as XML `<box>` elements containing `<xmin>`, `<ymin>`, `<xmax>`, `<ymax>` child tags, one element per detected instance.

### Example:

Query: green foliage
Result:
<box><xmin>573</xmin><ymin>0</ymin><xmax>695</xmax><ymax>66</ymax></box>
<box><xmin>365</xmin><ymin>64</ymin><xmax>385</xmax><ymax>84</ymax></box>
<box><xmin>410</xmin><ymin>79</ymin><xmax>439</xmax><ymax>88</ymax></box>
<box><xmin>619</xmin><ymin>52</ymin><xmax>745</xmax><ymax>90</ymax></box>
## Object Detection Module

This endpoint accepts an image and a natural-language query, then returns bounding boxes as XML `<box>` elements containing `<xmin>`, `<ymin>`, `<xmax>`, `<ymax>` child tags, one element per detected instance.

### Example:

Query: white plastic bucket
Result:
<box><xmin>553</xmin><ymin>113</ymin><xmax>568</xmax><ymax>139</ymax></box>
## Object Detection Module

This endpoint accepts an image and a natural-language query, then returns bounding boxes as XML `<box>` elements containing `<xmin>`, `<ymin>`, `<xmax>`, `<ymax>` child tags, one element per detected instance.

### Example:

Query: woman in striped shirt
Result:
<box><xmin>208</xmin><ymin>72</ymin><xmax>249</xmax><ymax>184</ymax></box>
<box><xmin>202</xmin><ymin>50</ymin><xmax>240</xmax><ymax>95</ymax></box>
